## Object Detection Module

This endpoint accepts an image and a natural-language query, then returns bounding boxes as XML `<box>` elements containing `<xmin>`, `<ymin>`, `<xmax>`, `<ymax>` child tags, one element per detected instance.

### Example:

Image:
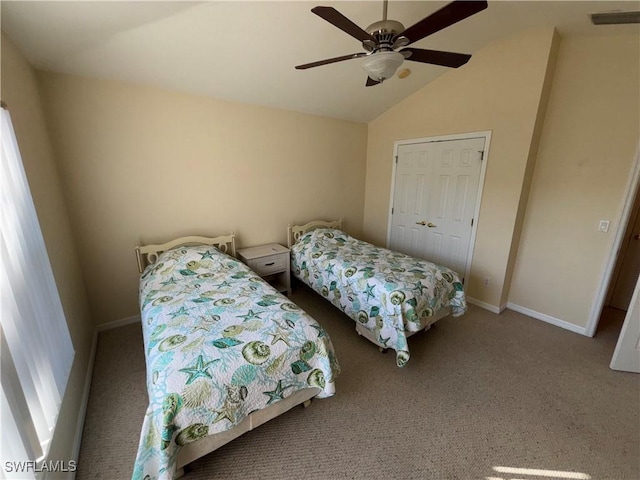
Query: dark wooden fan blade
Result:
<box><xmin>312</xmin><ymin>6</ymin><xmax>376</xmax><ymax>43</ymax></box>
<box><xmin>397</xmin><ymin>0</ymin><xmax>487</xmax><ymax>45</ymax></box>
<box><xmin>295</xmin><ymin>52</ymin><xmax>367</xmax><ymax>70</ymax></box>
<box><xmin>366</xmin><ymin>76</ymin><xmax>381</xmax><ymax>87</ymax></box>
<box><xmin>401</xmin><ymin>48</ymin><xmax>471</xmax><ymax>68</ymax></box>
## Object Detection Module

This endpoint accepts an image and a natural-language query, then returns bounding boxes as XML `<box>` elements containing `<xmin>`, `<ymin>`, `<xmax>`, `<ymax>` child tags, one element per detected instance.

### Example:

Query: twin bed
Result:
<box><xmin>133</xmin><ymin>222</ymin><xmax>466</xmax><ymax>478</ymax></box>
<box><xmin>133</xmin><ymin>235</ymin><xmax>339</xmax><ymax>480</ymax></box>
<box><xmin>288</xmin><ymin>219</ymin><xmax>467</xmax><ymax>367</ymax></box>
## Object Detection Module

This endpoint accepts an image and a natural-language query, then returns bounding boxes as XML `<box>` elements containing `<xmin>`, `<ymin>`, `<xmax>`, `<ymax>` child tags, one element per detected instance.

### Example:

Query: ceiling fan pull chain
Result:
<box><xmin>382</xmin><ymin>0</ymin><xmax>388</xmax><ymax>21</ymax></box>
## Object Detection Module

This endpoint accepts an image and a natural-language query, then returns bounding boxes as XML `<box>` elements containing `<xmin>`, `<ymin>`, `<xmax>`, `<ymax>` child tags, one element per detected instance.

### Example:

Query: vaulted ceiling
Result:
<box><xmin>2</xmin><ymin>1</ymin><xmax>638</xmax><ymax>122</ymax></box>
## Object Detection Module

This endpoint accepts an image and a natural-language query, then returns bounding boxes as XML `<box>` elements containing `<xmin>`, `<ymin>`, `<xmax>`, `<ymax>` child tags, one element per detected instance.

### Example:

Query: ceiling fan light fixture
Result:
<box><xmin>362</xmin><ymin>51</ymin><xmax>405</xmax><ymax>82</ymax></box>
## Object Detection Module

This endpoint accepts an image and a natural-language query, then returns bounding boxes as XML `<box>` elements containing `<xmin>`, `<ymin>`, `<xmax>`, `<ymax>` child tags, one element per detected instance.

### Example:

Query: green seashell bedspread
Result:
<box><xmin>133</xmin><ymin>246</ymin><xmax>340</xmax><ymax>480</ymax></box>
<box><xmin>290</xmin><ymin>228</ymin><xmax>466</xmax><ymax>367</ymax></box>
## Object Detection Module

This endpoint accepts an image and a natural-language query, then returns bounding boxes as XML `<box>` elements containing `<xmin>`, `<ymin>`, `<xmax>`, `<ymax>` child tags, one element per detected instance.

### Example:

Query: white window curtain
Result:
<box><xmin>1</xmin><ymin>104</ymin><xmax>74</xmax><ymax>476</ymax></box>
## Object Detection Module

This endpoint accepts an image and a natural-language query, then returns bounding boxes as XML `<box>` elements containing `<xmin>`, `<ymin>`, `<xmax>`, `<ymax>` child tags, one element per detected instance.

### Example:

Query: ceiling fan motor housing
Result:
<box><xmin>365</xmin><ymin>19</ymin><xmax>405</xmax><ymax>51</ymax></box>
<box><xmin>366</xmin><ymin>19</ymin><xmax>405</xmax><ymax>36</ymax></box>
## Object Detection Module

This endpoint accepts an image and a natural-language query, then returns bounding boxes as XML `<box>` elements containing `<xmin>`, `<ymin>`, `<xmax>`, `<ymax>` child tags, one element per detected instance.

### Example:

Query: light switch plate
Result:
<box><xmin>598</xmin><ymin>219</ymin><xmax>610</xmax><ymax>232</ymax></box>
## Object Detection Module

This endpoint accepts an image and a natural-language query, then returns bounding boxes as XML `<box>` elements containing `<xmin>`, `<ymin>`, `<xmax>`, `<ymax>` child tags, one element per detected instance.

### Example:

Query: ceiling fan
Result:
<box><xmin>295</xmin><ymin>0</ymin><xmax>488</xmax><ymax>86</ymax></box>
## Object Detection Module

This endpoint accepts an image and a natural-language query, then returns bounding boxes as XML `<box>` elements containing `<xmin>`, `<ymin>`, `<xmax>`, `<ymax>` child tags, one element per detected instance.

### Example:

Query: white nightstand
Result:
<box><xmin>237</xmin><ymin>243</ymin><xmax>291</xmax><ymax>296</ymax></box>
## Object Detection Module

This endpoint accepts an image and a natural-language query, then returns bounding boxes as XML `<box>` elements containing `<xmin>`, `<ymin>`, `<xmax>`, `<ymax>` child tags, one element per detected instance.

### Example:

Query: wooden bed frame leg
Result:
<box><xmin>378</xmin><ymin>347</ymin><xmax>388</xmax><ymax>353</ymax></box>
<box><xmin>302</xmin><ymin>399</ymin><xmax>313</xmax><ymax>408</ymax></box>
<box><xmin>175</xmin><ymin>467</ymin><xmax>186</xmax><ymax>479</ymax></box>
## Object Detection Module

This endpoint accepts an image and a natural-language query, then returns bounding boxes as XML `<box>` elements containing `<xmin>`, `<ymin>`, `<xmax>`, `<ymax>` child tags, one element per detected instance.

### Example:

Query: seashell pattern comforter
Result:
<box><xmin>133</xmin><ymin>246</ymin><xmax>339</xmax><ymax>480</ymax></box>
<box><xmin>291</xmin><ymin>228</ymin><xmax>466</xmax><ymax>367</ymax></box>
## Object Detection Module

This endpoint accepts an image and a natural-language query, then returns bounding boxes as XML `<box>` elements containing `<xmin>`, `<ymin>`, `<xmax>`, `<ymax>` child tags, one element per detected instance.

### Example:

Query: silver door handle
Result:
<box><xmin>416</xmin><ymin>221</ymin><xmax>426</xmax><ymax>225</ymax></box>
<box><xmin>427</xmin><ymin>222</ymin><xmax>437</xmax><ymax>228</ymax></box>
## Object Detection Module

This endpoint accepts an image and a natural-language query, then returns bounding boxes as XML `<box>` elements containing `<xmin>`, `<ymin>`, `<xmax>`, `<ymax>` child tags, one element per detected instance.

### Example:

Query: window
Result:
<box><xmin>1</xmin><ymin>104</ymin><xmax>74</xmax><ymax>477</ymax></box>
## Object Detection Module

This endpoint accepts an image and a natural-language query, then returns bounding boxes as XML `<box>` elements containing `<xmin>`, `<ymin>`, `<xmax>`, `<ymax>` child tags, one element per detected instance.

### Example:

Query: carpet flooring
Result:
<box><xmin>76</xmin><ymin>285</ymin><xmax>639</xmax><ymax>480</ymax></box>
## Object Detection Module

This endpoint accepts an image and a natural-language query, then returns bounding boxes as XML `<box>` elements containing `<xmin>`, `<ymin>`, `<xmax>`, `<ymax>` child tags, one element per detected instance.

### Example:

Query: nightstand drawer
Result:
<box><xmin>247</xmin><ymin>253</ymin><xmax>287</xmax><ymax>276</ymax></box>
<box><xmin>237</xmin><ymin>243</ymin><xmax>291</xmax><ymax>296</ymax></box>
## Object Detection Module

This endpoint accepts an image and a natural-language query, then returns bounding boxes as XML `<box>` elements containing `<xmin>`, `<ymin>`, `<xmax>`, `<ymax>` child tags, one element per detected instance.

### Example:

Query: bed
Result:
<box><xmin>288</xmin><ymin>220</ymin><xmax>466</xmax><ymax>367</ymax></box>
<box><xmin>133</xmin><ymin>235</ymin><xmax>340</xmax><ymax>480</ymax></box>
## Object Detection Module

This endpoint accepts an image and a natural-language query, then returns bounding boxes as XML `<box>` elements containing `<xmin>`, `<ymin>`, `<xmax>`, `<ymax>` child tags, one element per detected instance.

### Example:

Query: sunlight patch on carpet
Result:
<box><xmin>487</xmin><ymin>465</ymin><xmax>591</xmax><ymax>480</ymax></box>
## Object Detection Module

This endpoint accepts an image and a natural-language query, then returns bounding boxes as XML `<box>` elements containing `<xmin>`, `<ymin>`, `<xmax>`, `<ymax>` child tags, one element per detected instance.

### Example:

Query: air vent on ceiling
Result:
<box><xmin>589</xmin><ymin>10</ymin><xmax>640</xmax><ymax>25</ymax></box>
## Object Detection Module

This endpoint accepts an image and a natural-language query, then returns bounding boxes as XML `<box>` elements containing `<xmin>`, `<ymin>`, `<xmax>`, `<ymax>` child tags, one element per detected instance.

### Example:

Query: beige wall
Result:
<box><xmin>508</xmin><ymin>34</ymin><xmax>640</xmax><ymax>328</ymax></box>
<box><xmin>1</xmin><ymin>34</ymin><xmax>94</xmax><ymax>471</ymax></box>
<box><xmin>363</xmin><ymin>28</ymin><xmax>559</xmax><ymax>308</ymax></box>
<box><xmin>36</xmin><ymin>72</ymin><xmax>368</xmax><ymax>325</ymax></box>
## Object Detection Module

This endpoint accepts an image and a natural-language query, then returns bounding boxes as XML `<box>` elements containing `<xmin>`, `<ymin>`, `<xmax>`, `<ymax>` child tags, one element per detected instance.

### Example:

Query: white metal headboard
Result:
<box><xmin>135</xmin><ymin>234</ymin><xmax>236</xmax><ymax>274</ymax></box>
<box><xmin>287</xmin><ymin>219</ymin><xmax>342</xmax><ymax>248</ymax></box>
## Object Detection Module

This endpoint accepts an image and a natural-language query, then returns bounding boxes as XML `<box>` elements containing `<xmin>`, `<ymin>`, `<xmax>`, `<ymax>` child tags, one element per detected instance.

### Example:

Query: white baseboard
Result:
<box><xmin>467</xmin><ymin>297</ymin><xmax>507</xmax><ymax>314</ymax></box>
<box><xmin>68</xmin><ymin>314</ymin><xmax>141</xmax><ymax>478</ymax></box>
<box><xmin>68</xmin><ymin>330</ymin><xmax>98</xmax><ymax>479</ymax></box>
<box><xmin>506</xmin><ymin>302</ymin><xmax>588</xmax><ymax>336</ymax></box>
<box><xmin>96</xmin><ymin>314</ymin><xmax>140</xmax><ymax>332</ymax></box>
